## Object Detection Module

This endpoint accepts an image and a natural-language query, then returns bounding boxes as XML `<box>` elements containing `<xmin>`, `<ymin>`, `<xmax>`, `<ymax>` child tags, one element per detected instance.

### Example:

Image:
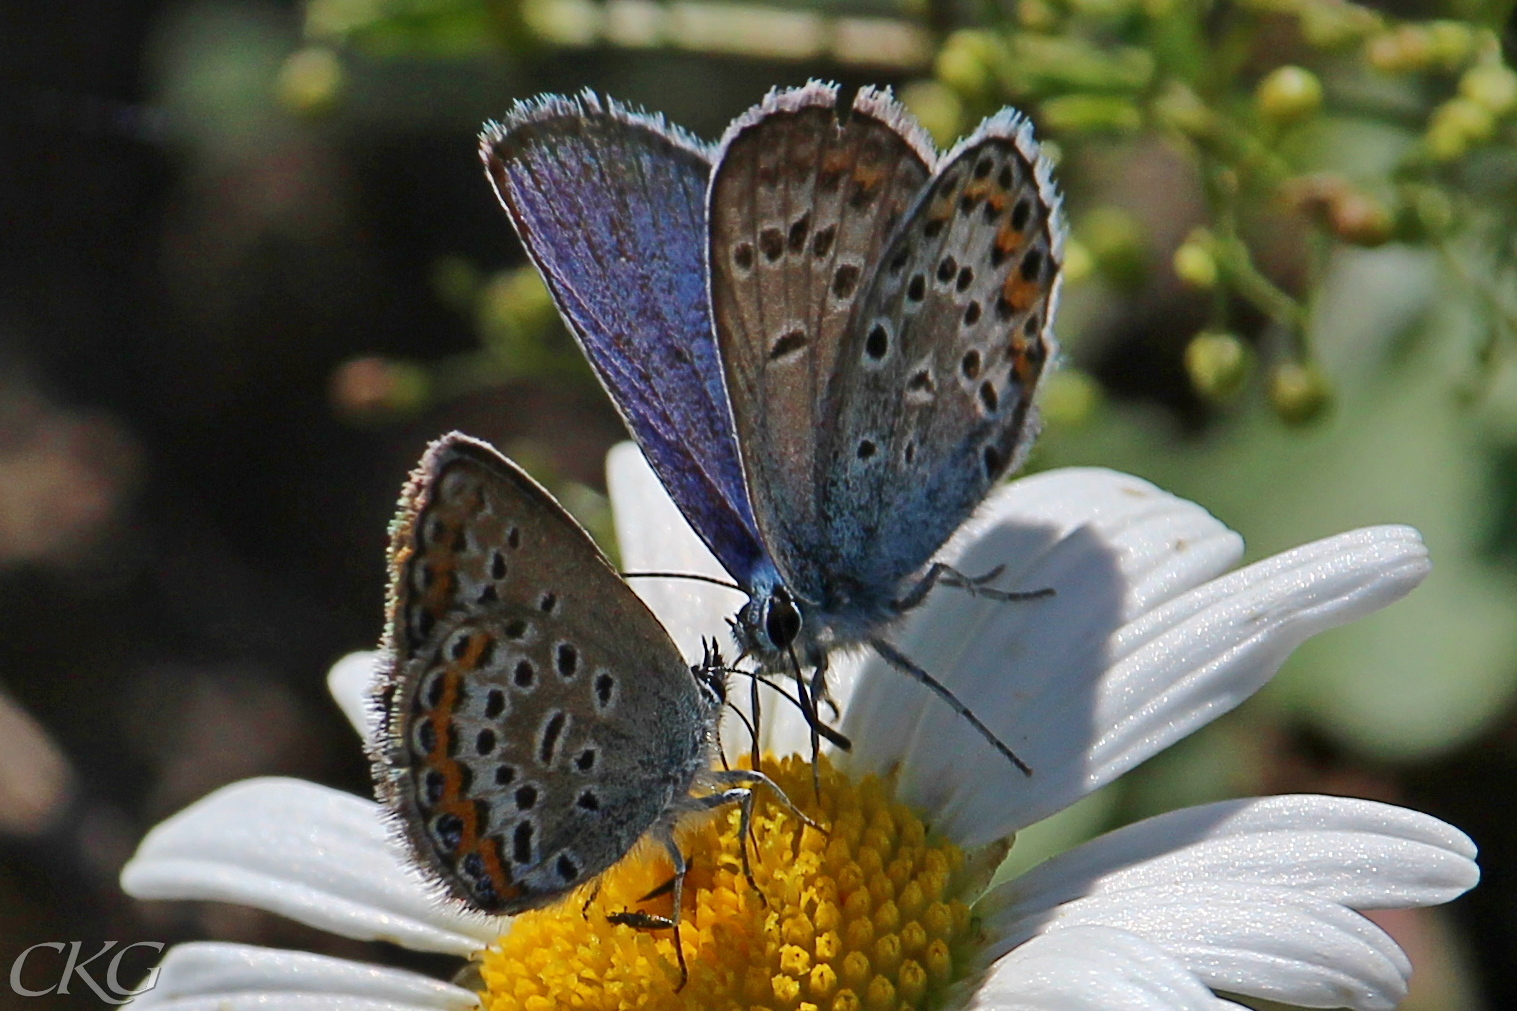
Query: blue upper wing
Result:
<box><xmin>481</xmin><ymin>93</ymin><xmax>768</xmax><ymax>587</ymax></box>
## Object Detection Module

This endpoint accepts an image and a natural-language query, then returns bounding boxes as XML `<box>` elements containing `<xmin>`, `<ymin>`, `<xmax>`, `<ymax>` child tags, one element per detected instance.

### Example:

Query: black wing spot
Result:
<box><xmin>433</xmin><ymin>812</ymin><xmax>464</xmax><ymax>854</ymax></box>
<box><xmin>423</xmin><ymin>769</ymin><xmax>446</xmax><ymax>805</ymax></box>
<box><xmin>957</xmin><ymin>266</ymin><xmax>975</xmax><ymax>292</ymax></box>
<box><xmin>507</xmin><ymin>527</ymin><xmax>521</xmax><ymax>549</ymax></box>
<box><xmin>923</xmin><ymin>218</ymin><xmax>946</xmax><ymax>239</ymax></box>
<box><xmin>515</xmin><ymin>784</ymin><xmax>538</xmax><ymax>811</ymax></box>
<box><xmin>1021</xmin><ymin>248</ymin><xmax>1045</xmax><ymax>282</ymax></box>
<box><xmin>556</xmin><ymin>644</ymin><xmax>578</xmax><ymax>678</ymax></box>
<box><xmin>787</xmin><ymin>213</ymin><xmax>811</xmax><ymax>253</ymax></box>
<box><xmin>770</xmin><ymin>328</ymin><xmax>809</xmax><ymax>361</ymax></box>
<box><xmin>907</xmin><ymin>274</ymin><xmax>926</xmax><ymax>302</ymax></box>
<box><xmin>907</xmin><ymin>370</ymin><xmax>934</xmax><ymax>393</ymax></box>
<box><xmin>980</xmin><ymin>382</ymin><xmax>1000</xmax><ymax>413</ymax></box>
<box><xmin>812</xmin><ymin>224</ymin><xmax>836</xmax><ymax>258</ymax></box>
<box><xmin>865</xmin><ymin>324</ymin><xmax>888</xmax><ymax>360</ymax></box>
<box><xmin>998</xmin><ymin>164</ymin><xmax>1014</xmax><ymax>189</ymax></box>
<box><xmin>983</xmin><ymin>444</ymin><xmax>1005</xmax><ymax>478</ymax></box>
<box><xmin>539</xmin><ymin>711</ymin><xmax>567</xmax><ymax>764</ymax></box>
<box><xmin>423</xmin><ymin>672</ymin><xmax>447</xmax><ymax>710</ymax></box>
<box><xmin>495</xmin><ymin>764</ymin><xmax>516</xmax><ymax>786</ymax></box>
<box><xmin>888</xmin><ymin>247</ymin><xmax>911</xmax><ymax>274</ymax></box>
<box><xmin>512</xmin><ymin>821</ymin><xmax>534</xmax><ymax>864</ymax></box>
<box><xmin>961</xmin><ymin>349</ymin><xmax>982</xmax><ymax>380</ymax></box>
<box><xmin>504</xmin><ymin>618</ymin><xmax>528</xmax><ymax>640</ymax></box>
<box><xmin>556</xmin><ymin>853</ymin><xmax>580</xmax><ymax>883</ymax></box>
<box><xmin>832</xmin><ymin>264</ymin><xmax>861</xmax><ymax>299</ymax></box>
<box><xmin>577</xmin><ymin>789</ymin><xmax>600</xmax><ymax>812</ymax></box>
<box><xmin>476</xmin><ymin>584</ymin><xmax>498</xmax><ymax>605</ymax></box>
<box><xmin>937</xmin><ymin>256</ymin><xmax>957</xmax><ymax>283</ymax></box>
<box><xmin>414</xmin><ymin>609</ymin><xmax>435</xmax><ymax>643</ymax></box>
<box><xmin>974</xmin><ymin>156</ymin><xmax>994</xmax><ymax>179</ymax></box>
<box><xmin>539</xmin><ymin>592</ymin><xmax>558</xmax><ymax>613</ymax></box>
<box><xmin>964</xmin><ymin>301</ymin><xmax>982</xmax><ymax>325</ymax></box>
<box><xmin>996</xmin><ymin>294</ymin><xmax>1015</xmax><ymax>321</ymax></box>
<box><xmin>856</xmin><ymin>440</ymin><xmax>877</xmax><ymax>460</ymax></box>
<box><xmin>491</xmin><ymin>552</ymin><xmax>507</xmax><ymax>580</ymax></box>
<box><xmin>734</xmin><ymin>242</ymin><xmax>755</xmax><ymax>270</ymax></box>
<box><xmin>759</xmin><ymin>228</ymin><xmax>784</xmax><ymax>261</ymax></box>
<box><xmin>514</xmin><ymin>658</ymin><xmax>536</xmax><ymax>688</ymax></box>
<box><xmin>595</xmin><ymin>672</ymin><xmax>615</xmax><ymax>709</ymax></box>
<box><xmin>450</xmin><ymin>634</ymin><xmax>470</xmax><ymax>660</ymax></box>
<box><xmin>959</xmin><ymin>193</ymin><xmax>980</xmax><ymax>214</ymax></box>
<box><xmin>414</xmin><ymin>719</ymin><xmax>437</xmax><ymax>756</ymax></box>
<box><xmin>904</xmin><ymin>442</ymin><xmax>916</xmax><ymax>465</ymax></box>
<box><xmin>1011</xmin><ymin>198</ymin><xmax>1032</xmax><ymax>231</ymax></box>
<box><xmin>476</xmin><ymin>728</ymin><xmax>497</xmax><ymax>755</ymax></box>
<box><xmin>1025</xmin><ymin>313</ymin><xmax>1041</xmax><ymax>336</ymax></box>
<box><xmin>485</xmin><ymin>688</ymin><xmax>506</xmax><ymax>718</ymax></box>
<box><xmin>575</xmin><ymin>748</ymin><xmax>597</xmax><ymax>772</ymax></box>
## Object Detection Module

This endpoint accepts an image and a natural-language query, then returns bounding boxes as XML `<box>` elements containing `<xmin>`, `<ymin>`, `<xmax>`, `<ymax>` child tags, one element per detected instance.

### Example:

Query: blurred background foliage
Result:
<box><xmin>3</xmin><ymin>0</ymin><xmax>1517</xmax><ymax>1008</ymax></box>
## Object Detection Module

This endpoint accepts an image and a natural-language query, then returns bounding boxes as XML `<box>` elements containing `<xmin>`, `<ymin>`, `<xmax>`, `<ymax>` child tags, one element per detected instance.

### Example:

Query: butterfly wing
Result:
<box><xmin>818</xmin><ymin>110</ymin><xmax>1063</xmax><ymax>593</ymax></box>
<box><xmin>706</xmin><ymin>83</ymin><xmax>934</xmax><ymax>597</ymax></box>
<box><xmin>481</xmin><ymin>93</ymin><xmax>769</xmax><ymax>588</ymax></box>
<box><xmin>375</xmin><ymin>433</ymin><xmax>715</xmax><ymax>914</ymax></box>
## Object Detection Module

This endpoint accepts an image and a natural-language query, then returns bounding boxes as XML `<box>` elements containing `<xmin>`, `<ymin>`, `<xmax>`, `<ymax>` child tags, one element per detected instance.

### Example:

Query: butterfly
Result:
<box><xmin>370</xmin><ymin>432</ymin><xmax>780</xmax><ymax>978</ymax></box>
<box><xmin>480</xmin><ymin>83</ymin><xmax>1063</xmax><ymax>770</ymax></box>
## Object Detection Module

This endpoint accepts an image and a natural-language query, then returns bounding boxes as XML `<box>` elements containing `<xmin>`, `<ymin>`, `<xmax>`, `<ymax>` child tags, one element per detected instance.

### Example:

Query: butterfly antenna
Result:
<box><xmin>622</xmin><ymin>571</ymin><xmax>744</xmax><ymax>591</ymax></box>
<box><xmin>722</xmin><ymin>666</ymin><xmax>852</xmax><ymax>751</ymax></box>
<box><xmin>868</xmin><ymin>637</ymin><xmax>1032</xmax><ymax>776</ymax></box>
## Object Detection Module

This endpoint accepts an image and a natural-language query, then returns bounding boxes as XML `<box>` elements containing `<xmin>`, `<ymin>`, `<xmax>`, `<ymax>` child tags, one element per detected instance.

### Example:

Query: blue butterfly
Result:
<box><xmin>480</xmin><ymin>83</ymin><xmax>1063</xmax><ymax>770</ymax></box>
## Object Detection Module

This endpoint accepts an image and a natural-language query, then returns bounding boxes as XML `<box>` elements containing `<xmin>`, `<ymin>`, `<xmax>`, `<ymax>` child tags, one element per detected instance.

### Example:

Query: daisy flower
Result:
<box><xmin>120</xmin><ymin>446</ymin><xmax>1476</xmax><ymax>1011</ymax></box>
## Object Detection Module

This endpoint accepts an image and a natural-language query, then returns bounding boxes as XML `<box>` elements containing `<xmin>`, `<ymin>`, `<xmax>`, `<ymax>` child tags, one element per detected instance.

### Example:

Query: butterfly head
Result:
<box><xmin>733</xmin><ymin>585</ymin><xmax>803</xmax><ymax>663</ymax></box>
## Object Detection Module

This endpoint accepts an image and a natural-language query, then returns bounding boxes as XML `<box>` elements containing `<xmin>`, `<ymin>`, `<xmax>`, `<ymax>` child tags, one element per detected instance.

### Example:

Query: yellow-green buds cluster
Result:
<box><xmin>276</xmin><ymin>46</ymin><xmax>344</xmax><ymax>117</ymax></box>
<box><xmin>1173</xmin><ymin>229</ymin><xmax>1219</xmax><ymax>288</ymax></box>
<box><xmin>1255</xmin><ymin>66</ymin><xmax>1323</xmax><ymax>125</ymax></box>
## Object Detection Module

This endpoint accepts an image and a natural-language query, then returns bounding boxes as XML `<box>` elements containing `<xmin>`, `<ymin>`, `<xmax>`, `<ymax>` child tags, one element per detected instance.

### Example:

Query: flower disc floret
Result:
<box><xmin>477</xmin><ymin>756</ymin><xmax>980</xmax><ymax>1011</ymax></box>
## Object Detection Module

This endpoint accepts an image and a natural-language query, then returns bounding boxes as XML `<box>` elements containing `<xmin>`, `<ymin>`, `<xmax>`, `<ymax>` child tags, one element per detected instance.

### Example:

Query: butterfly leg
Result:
<box><xmin>867</xmin><ymin>637</ymin><xmax>1033</xmax><ymax>776</ymax></box>
<box><xmin>895</xmin><ymin>563</ymin><xmax>1055</xmax><ymax>614</ymax></box>
<box><xmin>788</xmin><ymin>648</ymin><xmax>825</xmax><ymax>801</ymax></box>
<box><xmin>607</xmin><ymin>828</ymin><xmax>691</xmax><ymax>989</ymax></box>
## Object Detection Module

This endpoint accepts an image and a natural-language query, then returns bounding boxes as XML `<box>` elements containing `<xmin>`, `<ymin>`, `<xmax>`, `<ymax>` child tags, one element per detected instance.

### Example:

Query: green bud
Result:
<box><xmin>276</xmin><ymin>46</ymin><xmax>344</xmax><ymax>117</ymax></box>
<box><xmin>936</xmin><ymin>30</ymin><xmax>999</xmax><ymax>97</ymax></box>
<box><xmin>1459</xmin><ymin>62</ymin><xmax>1517</xmax><ymax>116</ymax></box>
<box><xmin>1426</xmin><ymin>20</ymin><xmax>1476</xmax><ymax>68</ymax></box>
<box><xmin>1426</xmin><ymin>97</ymin><xmax>1495</xmax><ymax>161</ymax></box>
<box><xmin>1151</xmin><ymin>82</ymin><xmax>1215</xmax><ymax>139</ymax></box>
<box><xmin>478</xmin><ymin>267</ymin><xmax>557</xmax><ymax>347</ymax></box>
<box><xmin>1017</xmin><ymin>0</ymin><xmax>1061</xmax><ymax>31</ymax></box>
<box><xmin>1173</xmin><ymin>237</ymin><xmax>1218</xmax><ymax>288</ymax></box>
<box><xmin>1299</xmin><ymin>0</ymin><xmax>1382</xmax><ymax>51</ymax></box>
<box><xmin>1268</xmin><ymin>360</ymin><xmax>1333</xmax><ymax>425</ymax></box>
<box><xmin>1255</xmin><ymin>66</ymin><xmax>1324</xmax><ymax>124</ymax></box>
<box><xmin>1184</xmin><ymin>331</ymin><xmax>1250</xmax><ymax>401</ymax></box>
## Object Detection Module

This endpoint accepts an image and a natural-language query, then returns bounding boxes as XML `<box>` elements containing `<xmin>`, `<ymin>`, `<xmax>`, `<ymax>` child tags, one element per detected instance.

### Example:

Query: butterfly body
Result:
<box><xmin>482</xmin><ymin>84</ymin><xmax>1061</xmax><ymax>733</ymax></box>
<box><xmin>372</xmin><ymin>433</ymin><xmax>727</xmax><ymax>914</ymax></box>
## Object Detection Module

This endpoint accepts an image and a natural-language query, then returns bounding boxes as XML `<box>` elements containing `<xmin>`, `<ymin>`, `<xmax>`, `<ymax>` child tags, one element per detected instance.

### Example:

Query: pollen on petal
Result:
<box><xmin>474</xmin><ymin>755</ymin><xmax>982</xmax><ymax>1011</ymax></box>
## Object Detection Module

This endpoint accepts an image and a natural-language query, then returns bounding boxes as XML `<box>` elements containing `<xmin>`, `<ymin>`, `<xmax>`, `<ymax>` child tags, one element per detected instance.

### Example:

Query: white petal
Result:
<box><xmin>991</xmin><ymin>882</ymin><xmax>1411</xmax><ymax>1011</ymax></box>
<box><xmin>968</xmin><ymin>924</ymin><xmax>1223</xmax><ymax>1011</ymax></box>
<box><xmin>329</xmin><ymin>651</ymin><xmax>383</xmax><ymax>746</ymax></box>
<box><xmin>130</xmin><ymin>943</ymin><xmax>474</xmax><ymax>1011</ymax></box>
<box><xmin>981</xmin><ymin>795</ymin><xmax>1477</xmax><ymax>933</ymax></box>
<box><xmin>841</xmin><ymin>469</ymin><xmax>1239</xmax><ymax>840</ymax></box>
<box><xmin>120</xmin><ymin>778</ymin><xmax>499</xmax><ymax>955</ymax></box>
<box><xmin>850</xmin><ymin>517</ymin><xmax>1428</xmax><ymax>846</ymax></box>
<box><xmin>605</xmin><ymin>442</ymin><xmax>829</xmax><ymax>760</ymax></box>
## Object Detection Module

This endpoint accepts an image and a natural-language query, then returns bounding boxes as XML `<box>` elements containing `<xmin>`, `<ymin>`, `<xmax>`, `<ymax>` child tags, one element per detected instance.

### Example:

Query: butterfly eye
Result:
<box><xmin>765</xmin><ymin>594</ymin><xmax>802</xmax><ymax>650</ymax></box>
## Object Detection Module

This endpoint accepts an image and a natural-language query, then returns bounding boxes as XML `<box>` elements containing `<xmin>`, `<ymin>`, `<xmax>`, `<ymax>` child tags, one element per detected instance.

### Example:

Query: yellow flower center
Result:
<box><xmin>477</xmin><ymin>755</ymin><xmax>981</xmax><ymax>1011</ymax></box>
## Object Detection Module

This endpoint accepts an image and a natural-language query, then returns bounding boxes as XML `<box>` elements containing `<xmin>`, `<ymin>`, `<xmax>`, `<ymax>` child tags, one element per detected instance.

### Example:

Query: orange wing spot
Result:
<box><xmin>986</xmin><ymin>191</ymin><xmax>1008</xmax><ymax>214</ymax></box>
<box><xmin>851</xmin><ymin>163</ymin><xmax>886</xmax><ymax>192</ymax></box>
<box><xmin>995</xmin><ymin>221</ymin><xmax>1025</xmax><ymax>257</ymax></box>
<box><xmin>1001</xmin><ymin>272</ymin><xmax>1042</xmax><ymax>314</ymax></box>
<box><xmin>963</xmin><ymin>179</ymin><xmax>993</xmax><ymax>202</ymax></box>
<box><xmin>1011</xmin><ymin>346</ymin><xmax>1046</xmax><ymax>386</ymax></box>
